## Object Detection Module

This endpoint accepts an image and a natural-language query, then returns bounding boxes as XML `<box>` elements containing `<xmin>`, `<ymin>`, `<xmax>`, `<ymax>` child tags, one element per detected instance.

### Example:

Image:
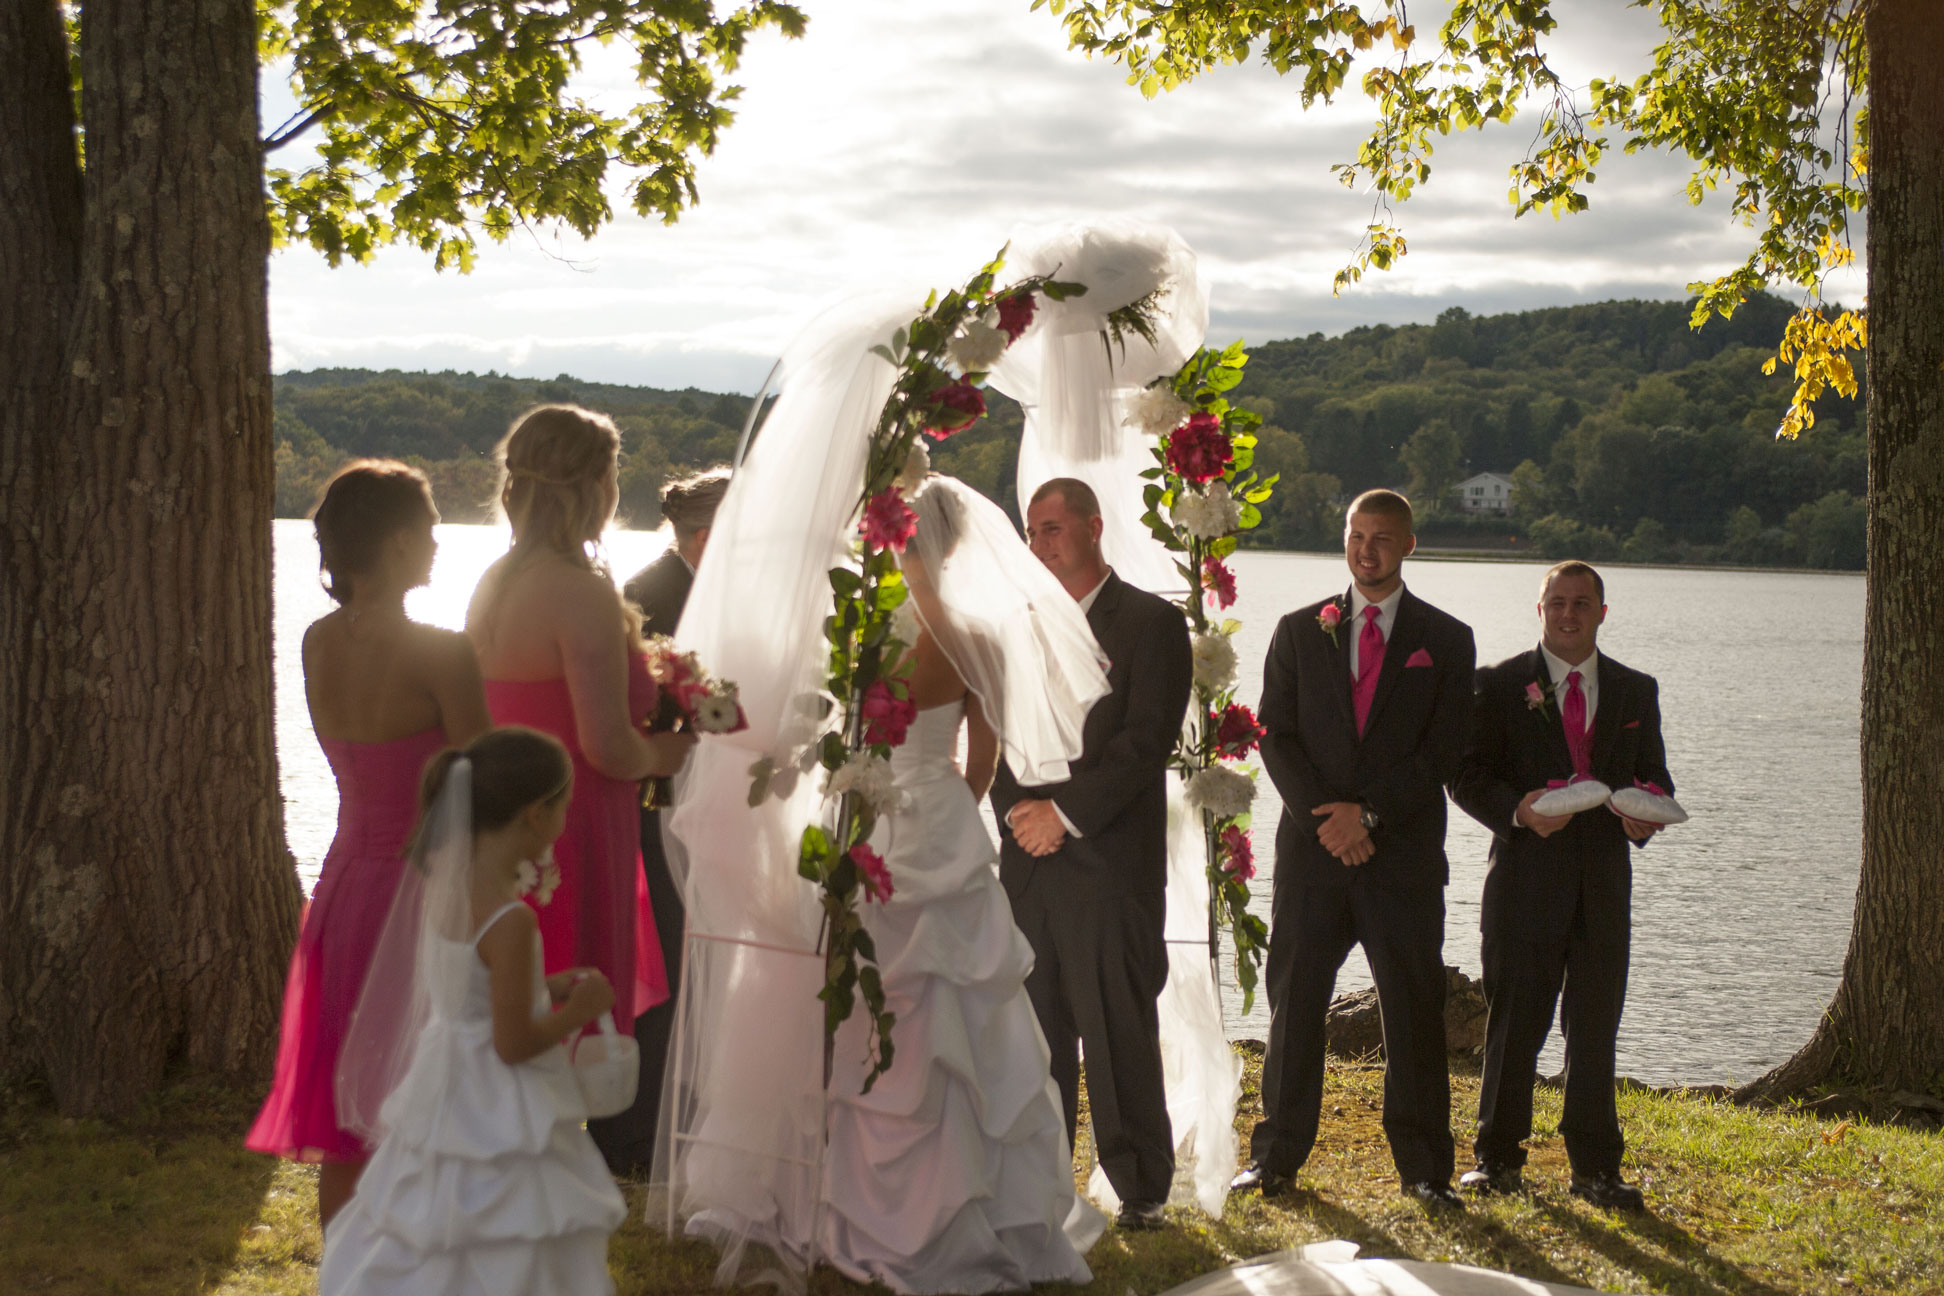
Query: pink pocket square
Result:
<box><xmin>1405</xmin><ymin>648</ymin><xmax>1434</xmax><ymax>668</ymax></box>
<box><xmin>1623</xmin><ymin>719</ymin><xmax>1640</xmax><ymax>729</ymax></box>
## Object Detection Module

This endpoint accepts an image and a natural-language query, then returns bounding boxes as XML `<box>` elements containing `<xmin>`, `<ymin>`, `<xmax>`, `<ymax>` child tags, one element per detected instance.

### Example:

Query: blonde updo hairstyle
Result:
<box><xmin>491</xmin><ymin>403</ymin><xmax>644</xmax><ymax>647</ymax></box>
<box><xmin>498</xmin><ymin>404</ymin><xmax>622</xmax><ymax>563</ymax></box>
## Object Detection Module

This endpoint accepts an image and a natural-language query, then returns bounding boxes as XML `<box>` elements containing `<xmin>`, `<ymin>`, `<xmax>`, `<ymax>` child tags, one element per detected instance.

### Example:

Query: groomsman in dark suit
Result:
<box><xmin>597</xmin><ymin>467</ymin><xmax>729</xmax><ymax>1174</ymax></box>
<box><xmin>1449</xmin><ymin>561</ymin><xmax>1672</xmax><ymax>1210</ymax></box>
<box><xmin>990</xmin><ymin>477</ymin><xmax>1192</xmax><ymax>1231</ymax></box>
<box><xmin>1235</xmin><ymin>489</ymin><xmax>1476</xmax><ymax>1209</ymax></box>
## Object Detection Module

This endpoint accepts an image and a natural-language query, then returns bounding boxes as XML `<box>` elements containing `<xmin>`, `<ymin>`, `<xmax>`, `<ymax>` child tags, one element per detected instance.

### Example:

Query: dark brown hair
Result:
<box><xmin>1029</xmin><ymin>476</ymin><xmax>1101</xmax><ymax>519</ymax></box>
<box><xmin>661</xmin><ymin>467</ymin><xmax>732</xmax><ymax>538</ymax></box>
<box><xmin>311</xmin><ymin>459</ymin><xmax>438</xmax><ymax>605</ymax></box>
<box><xmin>1345</xmin><ymin>488</ymin><xmax>1415</xmax><ymax>533</ymax></box>
<box><xmin>1541</xmin><ymin>560</ymin><xmax>1606</xmax><ymax>604</ymax></box>
<box><xmin>410</xmin><ymin>726</ymin><xmax>573</xmax><ymax>865</ymax></box>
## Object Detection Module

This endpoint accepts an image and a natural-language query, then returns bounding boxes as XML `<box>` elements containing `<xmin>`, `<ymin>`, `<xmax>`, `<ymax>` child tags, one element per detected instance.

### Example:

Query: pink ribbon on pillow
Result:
<box><xmin>1633</xmin><ymin>779</ymin><xmax>1668</xmax><ymax>796</ymax></box>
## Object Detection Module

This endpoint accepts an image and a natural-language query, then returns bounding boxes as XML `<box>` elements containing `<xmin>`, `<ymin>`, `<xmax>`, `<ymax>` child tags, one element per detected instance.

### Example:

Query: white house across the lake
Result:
<box><xmin>1453</xmin><ymin>471</ymin><xmax>1514</xmax><ymax>514</ymax></box>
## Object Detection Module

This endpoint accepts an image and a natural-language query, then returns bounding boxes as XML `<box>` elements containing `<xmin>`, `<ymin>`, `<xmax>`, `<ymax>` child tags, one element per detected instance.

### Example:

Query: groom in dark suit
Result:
<box><xmin>1236</xmin><ymin>489</ymin><xmax>1476</xmax><ymax>1209</ymax></box>
<box><xmin>1449</xmin><ymin>561</ymin><xmax>1672</xmax><ymax>1210</ymax></box>
<box><xmin>990</xmin><ymin>477</ymin><xmax>1192</xmax><ymax>1231</ymax></box>
<box><xmin>598</xmin><ymin>467</ymin><xmax>729</xmax><ymax>1175</ymax></box>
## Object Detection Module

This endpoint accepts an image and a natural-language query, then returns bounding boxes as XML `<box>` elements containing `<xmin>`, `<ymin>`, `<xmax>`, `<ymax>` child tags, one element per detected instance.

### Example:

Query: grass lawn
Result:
<box><xmin>2</xmin><ymin>1049</ymin><xmax>1938</xmax><ymax>1295</ymax></box>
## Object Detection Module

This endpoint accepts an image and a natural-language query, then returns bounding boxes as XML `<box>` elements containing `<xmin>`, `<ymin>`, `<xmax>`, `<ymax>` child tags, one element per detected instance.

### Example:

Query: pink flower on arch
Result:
<box><xmin>861</xmin><ymin>678</ymin><xmax>918</xmax><ymax>748</ymax></box>
<box><xmin>1165</xmin><ymin>412</ymin><xmax>1232</xmax><ymax>483</ymax></box>
<box><xmin>851</xmin><ymin>844</ymin><xmax>895</xmax><ymax>903</ymax></box>
<box><xmin>1213</xmin><ymin>703</ymin><xmax>1266</xmax><ymax>759</ymax></box>
<box><xmin>1203</xmin><ymin>556</ymin><xmax>1237</xmax><ymax>609</ymax></box>
<box><xmin>995</xmin><ymin>293</ymin><xmax>1037</xmax><ymax>342</ymax></box>
<box><xmin>925</xmin><ymin>380</ymin><xmax>987</xmax><ymax>439</ymax></box>
<box><xmin>860</xmin><ymin>486</ymin><xmax>918</xmax><ymax>554</ymax></box>
<box><xmin>1219</xmin><ymin>824</ymin><xmax>1255</xmax><ymax>882</ymax></box>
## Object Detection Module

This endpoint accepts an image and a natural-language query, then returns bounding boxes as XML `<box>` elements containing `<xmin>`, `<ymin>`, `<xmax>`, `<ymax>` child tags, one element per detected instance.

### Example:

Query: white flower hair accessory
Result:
<box><xmin>514</xmin><ymin>847</ymin><xmax>561</xmax><ymax>906</ymax></box>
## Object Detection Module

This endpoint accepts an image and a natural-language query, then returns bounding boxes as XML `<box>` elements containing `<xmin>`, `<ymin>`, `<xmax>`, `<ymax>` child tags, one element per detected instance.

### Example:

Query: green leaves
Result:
<box><xmin>262</xmin><ymin>0</ymin><xmax>807</xmax><ymax>267</ymax></box>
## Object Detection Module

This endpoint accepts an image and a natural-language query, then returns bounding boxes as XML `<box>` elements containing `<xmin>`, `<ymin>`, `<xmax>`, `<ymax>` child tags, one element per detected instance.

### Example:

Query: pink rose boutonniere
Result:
<box><xmin>1525</xmin><ymin>678</ymin><xmax>1556</xmax><ymax>717</ymax></box>
<box><xmin>1317</xmin><ymin>599</ymin><xmax>1344</xmax><ymax>645</ymax></box>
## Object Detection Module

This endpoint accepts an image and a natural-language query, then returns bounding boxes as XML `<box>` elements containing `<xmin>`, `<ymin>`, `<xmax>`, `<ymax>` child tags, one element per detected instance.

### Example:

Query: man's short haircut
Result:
<box><xmin>1030</xmin><ymin>477</ymin><xmax>1102</xmax><ymax>520</ymax></box>
<box><xmin>1541</xmin><ymin>560</ymin><xmax>1606</xmax><ymax>604</ymax></box>
<box><xmin>1345</xmin><ymin>488</ymin><xmax>1414</xmax><ymax>533</ymax></box>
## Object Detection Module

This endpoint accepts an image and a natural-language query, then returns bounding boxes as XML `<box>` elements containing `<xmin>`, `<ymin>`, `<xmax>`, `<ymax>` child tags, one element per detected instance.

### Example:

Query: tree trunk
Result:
<box><xmin>1745</xmin><ymin>0</ymin><xmax>1944</xmax><ymax>1100</ymax></box>
<box><xmin>0</xmin><ymin>0</ymin><xmax>298</xmax><ymax>1116</ymax></box>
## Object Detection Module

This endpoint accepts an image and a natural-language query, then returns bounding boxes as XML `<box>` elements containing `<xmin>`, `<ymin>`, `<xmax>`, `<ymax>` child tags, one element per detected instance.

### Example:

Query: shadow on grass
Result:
<box><xmin>1534</xmin><ymin>1198</ymin><xmax>1793</xmax><ymax>1296</ymax></box>
<box><xmin>0</xmin><ymin>1076</ymin><xmax>301</xmax><ymax>1296</ymax></box>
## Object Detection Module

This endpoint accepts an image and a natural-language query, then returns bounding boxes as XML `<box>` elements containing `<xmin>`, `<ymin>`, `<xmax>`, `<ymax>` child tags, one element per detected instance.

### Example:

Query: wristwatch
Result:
<box><xmin>1358</xmin><ymin>805</ymin><xmax>1382</xmax><ymax>832</ymax></box>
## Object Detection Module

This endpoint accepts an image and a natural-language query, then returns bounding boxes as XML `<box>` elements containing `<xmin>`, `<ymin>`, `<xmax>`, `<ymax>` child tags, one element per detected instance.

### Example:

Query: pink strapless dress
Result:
<box><xmin>485</xmin><ymin>654</ymin><xmax>668</xmax><ymax>1034</ymax></box>
<box><xmin>248</xmin><ymin>726</ymin><xmax>447</xmax><ymax>1162</ymax></box>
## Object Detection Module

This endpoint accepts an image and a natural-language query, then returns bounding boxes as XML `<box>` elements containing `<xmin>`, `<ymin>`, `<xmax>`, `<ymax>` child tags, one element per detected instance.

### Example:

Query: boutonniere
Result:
<box><xmin>1317</xmin><ymin>599</ymin><xmax>1344</xmax><ymax>646</ymax></box>
<box><xmin>1524</xmin><ymin>678</ymin><xmax>1556</xmax><ymax>718</ymax></box>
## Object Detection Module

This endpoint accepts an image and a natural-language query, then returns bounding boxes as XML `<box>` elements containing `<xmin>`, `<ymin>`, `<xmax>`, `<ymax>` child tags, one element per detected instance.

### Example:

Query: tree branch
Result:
<box><xmin>262</xmin><ymin>103</ymin><xmax>331</xmax><ymax>153</ymax></box>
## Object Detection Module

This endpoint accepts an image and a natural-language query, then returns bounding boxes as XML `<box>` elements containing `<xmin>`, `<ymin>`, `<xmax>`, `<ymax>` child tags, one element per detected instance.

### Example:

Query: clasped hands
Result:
<box><xmin>1006</xmin><ymin>799</ymin><xmax>1067</xmax><ymax>857</ymax></box>
<box><xmin>1312</xmin><ymin>801</ymin><xmax>1374</xmax><ymax>866</ymax></box>
<box><xmin>1516</xmin><ymin>788</ymin><xmax>1661</xmax><ymax>841</ymax></box>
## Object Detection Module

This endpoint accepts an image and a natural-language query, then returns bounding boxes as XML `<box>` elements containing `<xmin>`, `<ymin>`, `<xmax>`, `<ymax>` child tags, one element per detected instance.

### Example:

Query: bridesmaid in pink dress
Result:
<box><xmin>247</xmin><ymin>460</ymin><xmax>492</xmax><ymax>1227</ymax></box>
<box><xmin>465</xmin><ymin>405</ymin><xmax>695</xmax><ymax>1153</ymax></box>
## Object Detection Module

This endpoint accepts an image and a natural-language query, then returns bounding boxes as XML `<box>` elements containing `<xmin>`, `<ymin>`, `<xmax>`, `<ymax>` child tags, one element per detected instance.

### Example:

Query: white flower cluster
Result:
<box><xmin>948</xmin><ymin>318</ymin><xmax>1009</xmax><ymax>374</ymax></box>
<box><xmin>894</xmin><ymin>439</ymin><xmax>931</xmax><ymax>495</ymax></box>
<box><xmin>1192</xmin><ymin>630</ymin><xmax>1237</xmax><ymax>693</ymax></box>
<box><xmin>1170</xmin><ymin>480</ymin><xmax>1242</xmax><ymax>540</ymax></box>
<box><xmin>825</xmin><ymin>750</ymin><xmax>907</xmax><ymax>816</ymax></box>
<box><xmin>1185</xmin><ymin>765</ymin><xmax>1256</xmax><ymax>820</ymax></box>
<box><xmin>1124</xmin><ymin>385</ymin><xmax>1192</xmax><ymax>439</ymax></box>
<box><xmin>694</xmin><ymin>684</ymin><xmax>742</xmax><ymax>734</ymax></box>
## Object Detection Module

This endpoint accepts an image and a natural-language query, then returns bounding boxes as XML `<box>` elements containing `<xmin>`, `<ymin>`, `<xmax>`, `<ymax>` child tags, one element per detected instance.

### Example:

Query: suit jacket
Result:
<box><xmin>1258</xmin><ymin>585</ymin><xmax>1476</xmax><ymax>890</ymax></box>
<box><xmin>989</xmin><ymin>572</ymin><xmax>1192</xmax><ymax>899</ymax></box>
<box><xmin>1449</xmin><ymin>646</ymin><xmax>1673</xmax><ymax>943</ymax></box>
<box><xmin>623</xmin><ymin>549</ymin><xmax>693</xmax><ymax>639</ymax></box>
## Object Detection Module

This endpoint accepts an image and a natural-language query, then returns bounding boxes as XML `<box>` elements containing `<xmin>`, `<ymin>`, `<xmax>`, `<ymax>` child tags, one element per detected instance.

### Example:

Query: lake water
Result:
<box><xmin>274</xmin><ymin>519</ymin><xmax>1863</xmax><ymax>1088</ymax></box>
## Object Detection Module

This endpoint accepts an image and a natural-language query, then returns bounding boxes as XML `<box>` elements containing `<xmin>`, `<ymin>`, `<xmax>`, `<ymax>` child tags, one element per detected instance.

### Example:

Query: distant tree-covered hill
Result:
<box><xmin>274</xmin><ymin>291</ymin><xmax>1867</xmax><ymax>569</ymax></box>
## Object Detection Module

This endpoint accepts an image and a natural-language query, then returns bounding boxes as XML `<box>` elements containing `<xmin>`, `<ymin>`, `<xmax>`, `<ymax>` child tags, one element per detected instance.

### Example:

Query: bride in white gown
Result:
<box><xmin>819</xmin><ymin>513</ymin><xmax>1106</xmax><ymax>1292</ymax></box>
<box><xmin>646</xmin><ymin>297</ymin><xmax>1113</xmax><ymax>1292</ymax></box>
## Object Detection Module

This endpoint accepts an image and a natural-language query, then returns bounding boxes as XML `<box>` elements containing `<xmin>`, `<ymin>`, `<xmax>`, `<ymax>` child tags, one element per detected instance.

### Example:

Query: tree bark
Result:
<box><xmin>1746</xmin><ymin>0</ymin><xmax>1944</xmax><ymax>1099</ymax></box>
<box><xmin>0</xmin><ymin>0</ymin><xmax>298</xmax><ymax>1115</ymax></box>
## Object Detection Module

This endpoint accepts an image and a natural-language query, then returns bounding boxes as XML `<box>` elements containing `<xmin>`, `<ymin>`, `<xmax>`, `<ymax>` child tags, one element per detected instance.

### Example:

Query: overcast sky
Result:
<box><xmin>265</xmin><ymin>1</ymin><xmax>1861</xmax><ymax>394</ymax></box>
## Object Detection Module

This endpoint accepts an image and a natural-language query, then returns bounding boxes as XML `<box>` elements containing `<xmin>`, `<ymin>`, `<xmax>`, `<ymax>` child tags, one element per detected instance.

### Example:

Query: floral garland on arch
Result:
<box><xmin>1129</xmin><ymin>340</ymin><xmax>1277</xmax><ymax>1012</ymax></box>
<box><xmin>745</xmin><ymin>250</ymin><xmax>1160</xmax><ymax>1094</ymax></box>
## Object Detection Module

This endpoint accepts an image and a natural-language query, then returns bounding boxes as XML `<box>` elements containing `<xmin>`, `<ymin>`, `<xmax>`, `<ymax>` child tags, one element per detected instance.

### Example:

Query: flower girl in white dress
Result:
<box><xmin>321</xmin><ymin>726</ymin><xmax>627</xmax><ymax>1296</ymax></box>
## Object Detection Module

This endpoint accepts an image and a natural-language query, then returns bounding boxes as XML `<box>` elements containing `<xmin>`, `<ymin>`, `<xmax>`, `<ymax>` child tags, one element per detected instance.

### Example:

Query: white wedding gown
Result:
<box><xmin>819</xmin><ymin>700</ymin><xmax>1104</xmax><ymax>1293</ymax></box>
<box><xmin>319</xmin><ymin>907</ymin><xmax>627</xmax><ymax>1296</ymax></box>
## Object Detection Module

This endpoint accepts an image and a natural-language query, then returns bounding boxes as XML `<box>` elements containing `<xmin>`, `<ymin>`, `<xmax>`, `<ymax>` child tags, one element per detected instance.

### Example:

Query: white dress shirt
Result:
<box><xmin>1516</xmin><ymin>644</ymin><xmax>1600</xmax><ymax>829</ymax></box>
<box><xmin>1347</xmin><ymin>585</ymin><xmax>1405</xmax><ymax>679</ymax></box>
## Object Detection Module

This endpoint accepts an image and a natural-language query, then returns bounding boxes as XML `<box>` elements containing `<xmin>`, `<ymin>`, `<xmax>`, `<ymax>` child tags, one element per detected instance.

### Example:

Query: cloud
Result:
<box><xmin>268</xmin><ymin>0</ymin><xmax>1857</xmax><ymax>393</ymax></box>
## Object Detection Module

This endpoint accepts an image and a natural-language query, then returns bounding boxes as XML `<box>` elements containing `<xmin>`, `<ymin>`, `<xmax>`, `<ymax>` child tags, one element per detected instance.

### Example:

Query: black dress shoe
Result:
<box><xmin>1402</xmin><ymin>1180</ymin><xmax>1466</xmax><ymax>1211</ymax></box>
<box><xmin>1230</xmin><ymin>1162</ymin><xmax>1295</xmax><ymax>1197</ymax></box>
<box><xmin>1116</xmin><ymin>1200</ymin><xmax>1168</xmax><ymax>1231</ymax></box>
<box><xmin>1570</xmin><ymin>1169</ymin><xmax>1646</xmax><ymax>1211</ymax></box>
<box><xmin>1459</xmin><ymin>1161</ymin><xmax>1524</xmax><ymax>1195</ymax></box>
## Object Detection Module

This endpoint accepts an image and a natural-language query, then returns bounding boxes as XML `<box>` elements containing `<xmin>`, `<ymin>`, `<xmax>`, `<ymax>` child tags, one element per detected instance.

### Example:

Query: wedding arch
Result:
<box><xmin>650</xmin><ymin>222</ymin><xmax>1279</xmax><ymax>1282</ymax></box>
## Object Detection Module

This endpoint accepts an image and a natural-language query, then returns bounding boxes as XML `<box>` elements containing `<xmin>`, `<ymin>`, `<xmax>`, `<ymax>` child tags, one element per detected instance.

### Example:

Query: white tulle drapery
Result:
<box><xmin>992</xmin><ymin>220</ymin><xmax>1241</xmax><ymax>1218</ymax></box>
<box><xmin>989</xmin><ymin>218</ymin><xmax>1209</xmax><ymax>597</ymax></box>
<box><xmin>649</xmin><ymin>298</ymin><xmax>904</xmax><ymax>1289</ymax></box>
<box><xmin>649</xmin><ymin>296</ymin><xmax>1116</xmax><ymax>1288</ymax></box>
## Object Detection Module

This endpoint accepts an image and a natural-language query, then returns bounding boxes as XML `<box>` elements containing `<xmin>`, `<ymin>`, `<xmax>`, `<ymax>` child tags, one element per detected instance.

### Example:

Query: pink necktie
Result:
<box><xmin>1353</xmin><ymin>605</ymin><xmax>1385</xmax><ymax>735</ymax></box>
<box><xmin>1563</xmin><ymin>669</ymin><xmax>1592</xmax><ymax>778</ymax></box>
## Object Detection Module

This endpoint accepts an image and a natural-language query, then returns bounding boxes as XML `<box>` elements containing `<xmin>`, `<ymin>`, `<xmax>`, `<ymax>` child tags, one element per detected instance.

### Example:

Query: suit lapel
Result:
<box><xmin>1528</xmin><ymin>646</ymin><xmax>1577</xmax><ymax>777</ymax></box>
<box><xmin>1086</xmin><ymin>572</ymin><xmax>1123</xmax><ymax>645</ymax></box>
<box><xmin>1590</xmin><ymin>653</ymin><xmax>1628</xmax><ymax>778</ymax></box>
<box><xmin>1330</xmin><ymin>586</ymin><xmax>1356</xmax><ymax>732</ymax></box>
<box><xmin>1357</xmin><ymin>587</ymin><xmax>1417</xmax><ymax>738</ymax></box>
